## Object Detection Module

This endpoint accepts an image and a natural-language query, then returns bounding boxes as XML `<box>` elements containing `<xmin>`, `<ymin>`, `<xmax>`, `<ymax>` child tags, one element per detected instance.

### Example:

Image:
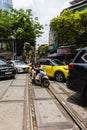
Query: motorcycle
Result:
<box><xmin>31</xmin><ymin>67</ymin><xmax>50</xmax><ymax>88</ymax></box>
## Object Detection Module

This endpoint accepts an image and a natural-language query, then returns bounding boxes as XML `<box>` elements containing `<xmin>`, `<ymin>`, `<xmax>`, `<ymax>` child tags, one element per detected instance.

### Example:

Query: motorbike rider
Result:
<box><xmin>31</xmin><ymin>62</ymin><xmax>49</xmax><ymax>87</ymax></box>
<box><xmin>32</xmin><ymin>62</ymin><xmax>41</xmax><ymax>80</ymax></box>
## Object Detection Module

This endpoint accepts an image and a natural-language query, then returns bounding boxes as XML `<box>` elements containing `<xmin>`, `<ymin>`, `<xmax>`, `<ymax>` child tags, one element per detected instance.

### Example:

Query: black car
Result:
<box><xmin>0</xmin><ymin>60</ymin><xmax>16</xmax><ymax>79</ymax></box>
<box><xmin>66</xmin><ymin>47</ymin><xmax>87</xmax><ymax>98</ymax></box>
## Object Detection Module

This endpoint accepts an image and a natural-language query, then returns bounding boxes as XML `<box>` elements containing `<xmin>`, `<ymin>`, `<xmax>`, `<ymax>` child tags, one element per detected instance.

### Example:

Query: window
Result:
<box><xmin>39</xmin><ymin>59</ymin><xmax>46</xmax><ymax>65</ymax></box>
<box><xmin>40</xmin><ymin>59</ymin><xmax>51</xmax><ymax>65</ymax></box>
<box><xmin>45</xmin><ymin>60</ymin><xmax>51</xmax><ymax>65</ymax></box>
<box><xmin>81</xmin><ymin>53</ymin><xmax>87</xmax><ymax>63</ymax></box>
<box><xmin>74</xmin><ymin>50</ymin><xmax>87</xmax><ymax>63</ymax></box>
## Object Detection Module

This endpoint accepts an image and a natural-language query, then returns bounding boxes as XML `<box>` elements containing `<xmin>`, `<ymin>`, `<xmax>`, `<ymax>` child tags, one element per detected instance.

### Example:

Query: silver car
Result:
<box><xmin>6</xmin><ymin>60</ymin><xmax>29</xmax><ymax>73</ymax></box>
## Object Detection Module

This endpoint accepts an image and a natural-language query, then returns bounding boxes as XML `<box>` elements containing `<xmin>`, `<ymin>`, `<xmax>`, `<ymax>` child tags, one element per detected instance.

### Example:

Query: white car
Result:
<box><xmin>6</xmin><ymin>60</ymin><xmax>29</xmax><ymax>73</ymax></box>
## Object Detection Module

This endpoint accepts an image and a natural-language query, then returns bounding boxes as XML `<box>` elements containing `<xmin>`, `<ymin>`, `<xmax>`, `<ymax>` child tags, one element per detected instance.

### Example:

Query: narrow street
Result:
<box><xmin>29</xmin><ymin>78</ymin><xmax>87</xmax><ymax>130</ymax></box>
<box><xmin>0</xmin><ymin>74</ymin><xmax>87</xmax><ymax>130</ymax></box>
<box><xmin>0</xmin><ymin>0</ymin><xmax>87</xmax><ymax>130</ymax></box>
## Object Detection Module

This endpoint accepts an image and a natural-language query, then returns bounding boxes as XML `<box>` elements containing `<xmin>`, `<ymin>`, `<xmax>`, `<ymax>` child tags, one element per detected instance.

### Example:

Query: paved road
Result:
<box><xmin>0</xmin><ymin>74</ymin><xmax>29</xmax><ymax>130</ymax></box>
<box><xmin>0</xmin><ymin>75</ymin><xmax>87</xmax><ymax>130</ymax></box>
<box><xmin>29</xmin><ymin>79</ymin><xmax>80</xmax><ymax>130</ymax></box>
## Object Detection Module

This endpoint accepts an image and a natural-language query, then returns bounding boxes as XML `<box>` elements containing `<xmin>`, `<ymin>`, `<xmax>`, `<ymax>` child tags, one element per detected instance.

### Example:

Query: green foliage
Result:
<box><xmin>0</xmin><ymin>8</ymin><xmax>43</xmax><ymax>55</ymax></box>
<box><xmin>37</xmin><ymin>44</ymin><xmax>49</xmax><ymax>58</ymax></box>
<box><xmin>0</xmin><ymin>10</ymin><xmax>12</xmax><ymax>37</ymax></box>
<box><xmin>77</xmin><ymin>9</ymin><xmax>87</xmax><ymax>45</ymax></box>
<box><xmin>50</xmin><ymin>8</ymin><xmax>87</xmax><ymax>47</ymax></box>
<box><xmin>10</xmin><ymin>8</ymin><xmax>43</xmax><ymax>46</ymax></box>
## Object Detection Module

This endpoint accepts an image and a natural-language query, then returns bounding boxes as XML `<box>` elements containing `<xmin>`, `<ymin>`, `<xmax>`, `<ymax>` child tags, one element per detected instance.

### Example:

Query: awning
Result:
<box><xmin>48</xmin><ymin>53</ymin><xmax>62</xmax><ymax>58</ymax></box>
<box><xmin>48</xmin><ymin>52</ymin><xmax>72</xmax><ymax>58</ymax></box>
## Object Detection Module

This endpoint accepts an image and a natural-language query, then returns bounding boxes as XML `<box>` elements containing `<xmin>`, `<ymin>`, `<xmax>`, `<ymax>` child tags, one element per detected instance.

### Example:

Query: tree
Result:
<box><xmin>50</xmin><ymin>9</ymin><xmax>77</xmax><ymax>46</ymax></box>
<box><xmin>9</xmin><ymin>8</ymin><xmax>43</xmax><ymax>55</ymax></box>
<box><xmin>50</xmin><ymin>9</ymin><xmax>87</xmax><ymax>47</ymax></box>
<box><xmin>37</xmin><ymin>44</ymin><xmax>49</xmax><ymax>59</ymax></box>
<box><xmin>0</xmin><ymin>9</ymin><xmax>12</xmax><ymax>38</ymax></box>
<box><xmin>0</xmin><ymin>8</ymin><xmax>43</xmax><ymax>56</ymax></box>
<box><xmin>75</xmin><ymin>9</ymin><xmax>87</xmax><ymax>46</ymax></box>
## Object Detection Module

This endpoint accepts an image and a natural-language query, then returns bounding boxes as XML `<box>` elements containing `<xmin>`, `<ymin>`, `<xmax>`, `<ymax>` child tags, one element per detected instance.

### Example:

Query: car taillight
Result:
<box><xmin>68</xmin><ymin>63</ymin><xmax>74</xmax><ymax>70</ymax></box>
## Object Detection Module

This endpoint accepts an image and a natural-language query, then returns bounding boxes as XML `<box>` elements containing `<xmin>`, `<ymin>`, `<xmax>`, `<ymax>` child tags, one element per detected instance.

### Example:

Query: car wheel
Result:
<box><xmin>11</xmin><ymin>75</ymin><xmax>15</xmax><ymax>79</ymax></box>
<box><xmin>55</xmin><ymin>72</ymin><xmax>65</xmax><ymax>82</ymax></box>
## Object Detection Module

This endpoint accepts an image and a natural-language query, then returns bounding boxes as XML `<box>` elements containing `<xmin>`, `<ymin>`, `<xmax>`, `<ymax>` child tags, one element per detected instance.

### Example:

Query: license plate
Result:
<box><xmin>5</xmin><ymin>72</ymin><xmax>12</xmax><ymax>74</ymax></box>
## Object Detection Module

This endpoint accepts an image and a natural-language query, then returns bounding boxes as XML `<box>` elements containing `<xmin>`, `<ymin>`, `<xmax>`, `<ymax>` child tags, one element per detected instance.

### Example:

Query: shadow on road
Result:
<box><xmin>67</xmin><ymin>93</ymin><xmax>87</xmax><ymax>107</ymax></box>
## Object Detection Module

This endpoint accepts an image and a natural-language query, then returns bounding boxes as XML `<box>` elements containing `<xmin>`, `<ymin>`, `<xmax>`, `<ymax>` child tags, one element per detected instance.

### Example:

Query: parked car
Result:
<box><xmin>39</xmin><ymin>58</ymin><xmax>68</xmax><ymax>82</ymax></box>
<box><xmin>66</xmin><ymin>47</ymin><xmax>87</xmax><ymax>98</ymax></box>
<box><xmin>6</xmin><ymin>60</ymin><xmax>29</xmax><ymax>73</ymax></box>
<box><xmin>0</xmin><ymin>60</ymin><xmax>16</xmax><ymax>79</ymax></box>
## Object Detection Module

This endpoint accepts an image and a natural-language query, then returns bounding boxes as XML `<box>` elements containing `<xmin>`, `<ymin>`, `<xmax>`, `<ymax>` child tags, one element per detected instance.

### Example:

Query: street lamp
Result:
<box><xmin>8</xmin><ymin>35</ymin><xmax>16</xmax><ymax>60</ymax></box>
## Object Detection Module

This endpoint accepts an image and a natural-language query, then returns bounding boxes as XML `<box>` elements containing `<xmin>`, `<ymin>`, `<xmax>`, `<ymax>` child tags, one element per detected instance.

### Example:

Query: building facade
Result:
<box><xmin>0</xmin><ymin>0</ymin><xmax>13</xmax><ymax>11</ymax></box>
<box><xmin>70</xmin><ymin>0</ymin><xmax>84</xmax><ymax>5</ymax></box>
<box><xmin>68</xmin><ymin>0</ymin><xmax>87</xmax><ymax>11</ymax></box>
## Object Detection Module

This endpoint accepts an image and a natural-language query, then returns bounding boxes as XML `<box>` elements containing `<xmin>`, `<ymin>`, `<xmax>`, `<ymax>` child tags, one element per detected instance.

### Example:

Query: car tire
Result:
<box><xmin>55</xmin><ymin>72</ymin><xmax>65</xmax><ymax>82</ymax></box>
<box><xmin>11</xmin><ymin>75</ymin><xmax>15</xmax><ymax>79</ymax></box>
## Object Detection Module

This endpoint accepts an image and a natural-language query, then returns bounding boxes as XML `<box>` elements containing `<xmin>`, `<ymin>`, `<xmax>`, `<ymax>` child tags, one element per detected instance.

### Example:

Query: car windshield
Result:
<box><xmin>14</xmin><ymin>60</ymin><xmax>26</xmax><ymax>65</ymax></box>
<box><xmin>0</xmin><ymin>60</ymin><xmax>6</xmax><ymax>65</ymax></box>
<box><xmin>51</xmin><ymin>59</ymin><xmax>64</xmax><ymax>66</ymax></box>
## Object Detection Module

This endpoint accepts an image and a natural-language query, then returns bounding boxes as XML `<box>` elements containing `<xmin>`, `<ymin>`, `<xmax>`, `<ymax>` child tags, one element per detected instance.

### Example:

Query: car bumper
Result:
<box><xmin>0</xmin><ymin>72</ymin><xmax>16</xmax><ymax>78</ymax></box>
<box><xmin>17</xmin><ymin>68</ymin><xmax>29</xmax><ymax>73</ymax></box>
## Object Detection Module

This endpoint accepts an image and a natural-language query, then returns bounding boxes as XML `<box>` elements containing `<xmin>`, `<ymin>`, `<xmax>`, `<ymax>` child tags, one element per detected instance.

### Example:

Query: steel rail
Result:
<box><xmin>28</xmin><ymin>76</ymin><xmax>34</xmax><ymax>130</ymax></box>
<box><xmin>48</xmin><ymin>84</ymin><xmax>87</xmax><ymax>130</ymax></box>
<box><xmin>28</xmin><ymin>76</ymin><xmax>38</xmax><ymax>130</ymax></box>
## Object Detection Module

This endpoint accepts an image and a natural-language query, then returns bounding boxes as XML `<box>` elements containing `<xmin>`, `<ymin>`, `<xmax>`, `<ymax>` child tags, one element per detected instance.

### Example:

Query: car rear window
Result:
<box><xmin>81</xmin><ymin>53</ymin><xmax>87</xmax><ymax>63</ymax></box>
<box><xmin>74</xmin><ymin>50</ymin><xmax>87</xmax><ymax>63</ymax></box>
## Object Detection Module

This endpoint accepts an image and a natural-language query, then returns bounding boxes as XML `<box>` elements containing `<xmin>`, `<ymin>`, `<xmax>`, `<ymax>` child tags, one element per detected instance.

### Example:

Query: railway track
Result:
<box><xmin>28</xmin><ymin>77</ymin><xmax>87</xmax><ymax>130</ymax></box>
<box><xmin>49</xmin><ymin>81</ymin><xmax>87</xmax><ymax>130</ymax></box>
